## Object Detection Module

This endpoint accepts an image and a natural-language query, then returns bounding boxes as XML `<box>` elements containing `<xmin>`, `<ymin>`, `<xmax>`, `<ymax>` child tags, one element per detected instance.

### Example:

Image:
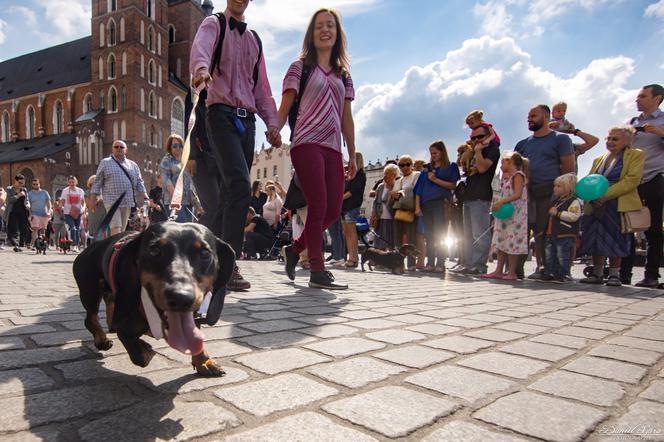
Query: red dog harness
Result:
<box><xmin>104</xmin><ymin>231</ymin><xmax>141</xmax><ymax>296</ymax></box>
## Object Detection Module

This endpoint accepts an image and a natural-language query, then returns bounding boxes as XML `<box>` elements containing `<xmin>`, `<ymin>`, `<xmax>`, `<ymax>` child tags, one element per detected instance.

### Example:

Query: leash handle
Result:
<box><xmin>170</xmin><ymin>90</ymin><xmax>199</xmax><ymax>208</ymax></box>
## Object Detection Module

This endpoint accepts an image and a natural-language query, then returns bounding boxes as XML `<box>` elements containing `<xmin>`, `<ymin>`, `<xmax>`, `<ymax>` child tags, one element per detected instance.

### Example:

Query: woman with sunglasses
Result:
<box><xmin>391</xmin><ymin>155</ymin><xmax>420</xmax><ymax>269</ymax></box>
<box><xmin>159</xmin><ymin>134</ymin><xmax>202</xmax><ymax>223</ymax></box>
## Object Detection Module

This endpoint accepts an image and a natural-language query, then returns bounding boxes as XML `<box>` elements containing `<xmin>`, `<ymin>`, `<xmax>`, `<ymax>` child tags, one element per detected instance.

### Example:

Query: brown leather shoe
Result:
<box><xmin>226</xmin><ymin>266</ymin><xmax>251</xmax><ymax>291</ymax></box>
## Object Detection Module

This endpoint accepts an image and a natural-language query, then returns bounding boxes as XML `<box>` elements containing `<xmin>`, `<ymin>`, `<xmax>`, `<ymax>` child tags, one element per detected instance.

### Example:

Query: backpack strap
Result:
<box><xmin>209</xmin><ymin>13</ymin><xmax>227</xmax><ymax>76</ymax></box>
<box><xmin>250</xmin><ymin>30</ymin><xmax>262</xmax><ymax>88</ymax></box>
<box><xmin>288</xmin><ymin>63</ymin><xmax>313</xmax><ymax>141</ymax></box>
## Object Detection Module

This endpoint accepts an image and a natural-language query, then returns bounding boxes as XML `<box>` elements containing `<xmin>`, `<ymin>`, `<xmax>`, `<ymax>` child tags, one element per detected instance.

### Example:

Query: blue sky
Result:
<box><xmin>1</xmin><ymin>0</ymin><xmax>663</xmax><ymax>174</ymax></box>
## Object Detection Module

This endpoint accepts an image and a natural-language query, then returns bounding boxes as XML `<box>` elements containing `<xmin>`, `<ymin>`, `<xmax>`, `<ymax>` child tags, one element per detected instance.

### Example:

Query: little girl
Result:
<box><xmin>482</xmin><ymin>151</ymin><xmax>528</xmax><ymax>280</ymax></box>
<box><xmin>465</xmin><ymin>110</ymin><xmax>501</xmax><ymax>146</ymax></box>
<box><xmin>543</xmin><ymin>173</ymin><xmax>581</xmax><ymax>282</ymax></box>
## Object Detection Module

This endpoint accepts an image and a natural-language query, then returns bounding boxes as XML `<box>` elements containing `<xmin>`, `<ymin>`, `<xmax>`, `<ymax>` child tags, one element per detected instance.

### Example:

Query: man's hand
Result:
<box><xmin>186</xmin><ymin>160</ymin><xmax>197</xmax><ymax>176</ymax></box>
<box><xmin>266</xmin><ymin>126</ymin><xmax>282</xmax><ymax>147</ymax></box>
<box><xmin>643</xmin><ymin>124</ymin><xmax>664</xmax><ymax>138</ymax></box>
<box><xmin>89</xmin><ymin>196</ymin><xmax>97</xmax><ymax>211</ymax></box>
<box><xmin>193</xmin><ymin>68</ymin><xmax>211</xmax><ymax>91</ymax></box>
<box><xmin>548</xmin><ymin>207</ymin><xmax>558</xmax><ymax>216</ymax></box>
<box><xmin>346</xmin><ymin>156</ymin><xmax>357</xmax><ymax>180</ymax></box>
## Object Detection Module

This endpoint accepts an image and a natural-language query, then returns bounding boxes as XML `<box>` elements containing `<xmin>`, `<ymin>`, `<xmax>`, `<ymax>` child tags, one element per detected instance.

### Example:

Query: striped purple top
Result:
<box><xmin>283</xmin><ymin>60</ymin><xmax>354</xmax><ymax>153</ymax></box>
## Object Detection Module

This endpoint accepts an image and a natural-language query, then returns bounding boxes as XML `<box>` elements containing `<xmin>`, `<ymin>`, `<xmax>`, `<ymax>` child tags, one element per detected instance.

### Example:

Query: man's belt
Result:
<box><xmin>212</xmin><ymin>103</ymin><xmax>255</xmax><ymax>119</ymax></box>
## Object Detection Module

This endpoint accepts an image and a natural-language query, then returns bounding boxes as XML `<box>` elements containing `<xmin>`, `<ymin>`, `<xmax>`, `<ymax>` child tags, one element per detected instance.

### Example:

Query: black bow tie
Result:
<box><xmin>229</xmin><ymin>16</ymin><xmax>247</xmax><ymax>35</ymax></box>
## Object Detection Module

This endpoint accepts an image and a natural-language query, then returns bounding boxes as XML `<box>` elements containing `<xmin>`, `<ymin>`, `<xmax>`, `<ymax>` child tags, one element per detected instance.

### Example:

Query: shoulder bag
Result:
<box><xmin>621</xmin><ymin>206</ymin><xmax>651</xmax><ymax>233</ymax></box>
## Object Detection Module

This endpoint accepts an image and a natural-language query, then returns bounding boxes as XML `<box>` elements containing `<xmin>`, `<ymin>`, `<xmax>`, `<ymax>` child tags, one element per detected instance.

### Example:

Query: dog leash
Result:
<box><xmin>169</xmin><ymin>90</ymin><xmax>199</xmax><ymax>221</ymax></box>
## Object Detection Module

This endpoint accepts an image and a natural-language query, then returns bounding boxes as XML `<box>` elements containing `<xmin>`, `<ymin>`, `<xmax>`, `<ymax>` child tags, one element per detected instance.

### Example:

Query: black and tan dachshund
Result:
<box><xmin>361</xmin><ymin>244</ymin><xmax>420</xmax><ymax>274</ymax></box>
<box><xmin>73</xmin><ymin>222</ymin><xmax>235</xmax><ymax>377</ymax></box>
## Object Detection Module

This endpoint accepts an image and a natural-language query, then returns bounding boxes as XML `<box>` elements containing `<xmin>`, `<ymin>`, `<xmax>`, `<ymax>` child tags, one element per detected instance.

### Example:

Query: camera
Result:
<box><xmin>634</xmin><ymin>126</ymin><xmax>646</xmax><ymax>132</ymax></box>
<box><xmin>425</xmin><ymin>163</ymin><xmax>434</xmax><ymax>173</ymax></box>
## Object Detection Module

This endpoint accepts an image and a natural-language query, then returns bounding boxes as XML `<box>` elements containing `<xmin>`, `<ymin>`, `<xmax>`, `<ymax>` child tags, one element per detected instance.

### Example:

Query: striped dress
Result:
<box><xmin>282</xmin><ymin>60</ymin><xmax>354</xmax><ymax>152</ymax></box>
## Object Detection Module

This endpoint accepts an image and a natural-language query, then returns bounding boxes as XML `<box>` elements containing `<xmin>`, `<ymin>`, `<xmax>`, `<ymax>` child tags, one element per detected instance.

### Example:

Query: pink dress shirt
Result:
<box><xmin>190</xmin><ymin>11</ymin><xmax>278</xmax><ymax>126</ymax></box>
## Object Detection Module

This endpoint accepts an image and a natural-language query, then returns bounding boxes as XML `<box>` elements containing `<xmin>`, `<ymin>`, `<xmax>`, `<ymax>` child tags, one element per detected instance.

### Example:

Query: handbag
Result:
<box><xmin>394</xmin><ymin>209</ymin><xmax>415</xmax><ymax>223</ymax></box>
<box><xmin>621</xmin><ymin>206</ymin><xmax>651</xmax><ymax>233</ymax></box>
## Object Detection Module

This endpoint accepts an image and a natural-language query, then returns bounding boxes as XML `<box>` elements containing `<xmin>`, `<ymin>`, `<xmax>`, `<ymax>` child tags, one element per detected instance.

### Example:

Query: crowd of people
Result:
<box><xmin>2</xmin><ymin>0</ymin><xmax>663</xmax><ymax>296</ymax></box>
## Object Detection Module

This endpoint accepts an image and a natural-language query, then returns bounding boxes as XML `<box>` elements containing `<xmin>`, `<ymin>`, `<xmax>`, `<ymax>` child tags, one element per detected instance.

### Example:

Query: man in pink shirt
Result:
<box><xmin>190</xmin><ymin>0</ymin><xmax>281</xmax><ymax>291</ymax></box>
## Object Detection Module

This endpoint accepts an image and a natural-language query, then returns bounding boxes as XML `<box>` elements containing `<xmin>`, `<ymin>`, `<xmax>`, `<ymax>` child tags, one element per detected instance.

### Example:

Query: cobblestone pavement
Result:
<box><xmin>1</xmin><ymin>248</ymin><xmax>663</xmax><ymax>441</ymax></box>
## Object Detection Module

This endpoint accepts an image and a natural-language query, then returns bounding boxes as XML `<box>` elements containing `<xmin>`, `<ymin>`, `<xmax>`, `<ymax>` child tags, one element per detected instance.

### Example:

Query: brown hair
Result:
<box><xmin>503</xmin><ymin>151</ymin><xmax>529</xmax><ymax>176</ymax></box>
<box><xmin>300</xmin><ymin>9</ymin><xmax>350</xmax><ymax>76</ymax></box>
<box><xmin>165</xmin><ymin>134</ymin><xmax>184</xmax><ymax>155</ymax></box>
<box><xmin>67</xmin><ymin>175</ymin><xmax>78</xmax><ymax>185</ymax></box>
<box><xmin>429</xmin><ymin>140</ymin><xmax>450</xmax><ymax>168</ymax></box>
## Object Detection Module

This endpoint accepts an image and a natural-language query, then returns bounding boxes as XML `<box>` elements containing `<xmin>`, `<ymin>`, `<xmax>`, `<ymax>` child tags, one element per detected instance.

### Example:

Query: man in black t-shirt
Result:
<box><xmin>457</xmin><ymin>126</ymin><xmax>500</xmax><ymax>275</ymax></box>
<box><xmin>243</xmin><ymin>207</ymin><xmax>273</xmax><ymax>259</ymax></box>
<box><xmin>148</xmin><ymin>175</ymin><xmax>168</xmax><ymax>223</ymax></box>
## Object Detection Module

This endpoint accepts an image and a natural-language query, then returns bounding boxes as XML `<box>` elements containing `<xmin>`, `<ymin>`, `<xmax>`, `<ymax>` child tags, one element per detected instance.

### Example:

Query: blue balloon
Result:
<box><xmin>576</xmin><ymin>174</ymin><xmax>609</xmax><ymax>201</ymax></box>
<box><xmin>492</xmin><ymin>202</ymin><xmax>514</xmax><ymax>219</ymax></box>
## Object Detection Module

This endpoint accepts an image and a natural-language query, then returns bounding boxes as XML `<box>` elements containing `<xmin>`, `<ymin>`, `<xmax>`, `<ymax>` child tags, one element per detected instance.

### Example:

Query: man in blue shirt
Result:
<box><xmin>515</xmin><ymin>105</ymin><xmax>575</xmax><ymax>279</ymax></box>
<box><xmin>27</xmin><ymin>178</ymin><xmax>51</xmax><ymax>249</ymax></box>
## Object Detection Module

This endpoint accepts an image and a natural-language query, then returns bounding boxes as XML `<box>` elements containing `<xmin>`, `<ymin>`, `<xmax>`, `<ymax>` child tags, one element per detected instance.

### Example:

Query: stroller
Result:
<box><xmin>267</xmin><ymin>212</ymin><xmax>292</xmax><ymax>260</ymax></box>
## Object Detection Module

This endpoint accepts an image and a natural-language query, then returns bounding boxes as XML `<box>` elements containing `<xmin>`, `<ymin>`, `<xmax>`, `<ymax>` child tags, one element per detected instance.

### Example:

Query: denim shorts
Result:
<box><xmin>342</xmin><ymin>207</ymin><xmax>360</xmax><ymax>224</ymax></box>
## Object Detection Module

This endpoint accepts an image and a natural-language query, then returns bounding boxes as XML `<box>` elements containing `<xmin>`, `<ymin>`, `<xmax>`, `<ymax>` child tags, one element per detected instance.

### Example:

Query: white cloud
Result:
<box><xmin>473</xmin><ymin>1</ymin><xmax>515</xmax><ymax>38</ymax></box>
<box><xmin>34</xmin><ymin>0</ymin><xmax>91</xmax><ymax>41</ymax></box>
<box><xmin>0</xmin><ymin>19</ymin><xmax>7</xmax><ymax>45</ymax></box>
<box><xmin>9</xmin><ymin>5</ymin><xmax>38</xmax><ymax>28</ymax></box>
<box><xmin>645</xmin><ymin>0</ymin><xmax>664</xmax><ymax>20</ymax></box>
<box><xmin>353</xmin><ymin>36</ymin><xmax>637</xmax><ymax>175</ymax></box>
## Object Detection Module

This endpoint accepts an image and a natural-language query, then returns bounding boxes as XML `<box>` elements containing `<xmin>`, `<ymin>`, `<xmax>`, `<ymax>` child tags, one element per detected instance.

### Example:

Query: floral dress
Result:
<box><xmin>491</xmin><ymin>170</ymin><xmax>528</xmax><ymax>255</ymax></box>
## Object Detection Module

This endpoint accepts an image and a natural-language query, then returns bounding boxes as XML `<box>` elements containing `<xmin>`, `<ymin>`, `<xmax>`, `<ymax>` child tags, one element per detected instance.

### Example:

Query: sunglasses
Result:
<box><xmin>398</xmin><ymin>162</ymin><xmax>412</xmax><ymax>167</ymax></box>
<box><xmin>113</xmin><ymin>145</ymin><xmax>126</xmax><ymax>149</ymax></box>
<box><xmin>470</xmin><ymin>135</ymin><xmax>484</xmax><ymax>141</ymax></box>
<box><xmin>171</xmin><ymin>143</ymin><xmax>184</xmax><ymax>149</ymax></box>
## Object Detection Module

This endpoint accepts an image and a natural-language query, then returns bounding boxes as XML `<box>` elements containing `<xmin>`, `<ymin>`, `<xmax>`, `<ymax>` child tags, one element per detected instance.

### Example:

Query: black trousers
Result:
<box><xmin>205</xmin><ymin>106</ymin><xmax>256</xmax><ymax>258</ymax></box>
<box><xmin>244</xmin><ymin>232</ymin><xmax>272</xmax><ymax>258</ymax></box>
<box><xmin>621</xmin><ymin>174</ymin><xmax>664</xmax><ymax>280</ymax></box>
<box><xmin>7</xmin><ymin>211</ymin><xmax>29</xmax><ymax>247</ymax></box>
<box><xmin>191</xmin><ymin>149</ymin><xmax>224</xmax><ymax>238</ymax></box>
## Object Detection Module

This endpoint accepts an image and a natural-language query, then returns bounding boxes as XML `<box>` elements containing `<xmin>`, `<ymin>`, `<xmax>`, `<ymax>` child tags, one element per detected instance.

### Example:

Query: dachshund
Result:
<box><xmin>360</xmin><ymin>244</ymin><xmax>420</xmax><ymax>274</ymax></box>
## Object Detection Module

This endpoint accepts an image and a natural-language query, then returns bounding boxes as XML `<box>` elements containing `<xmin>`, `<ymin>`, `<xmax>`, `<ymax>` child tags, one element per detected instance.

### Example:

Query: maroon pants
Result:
<box><xmin>291</xmin><ymin>143</ymin><xmax>344</xmax><ymax>272</ymax></box>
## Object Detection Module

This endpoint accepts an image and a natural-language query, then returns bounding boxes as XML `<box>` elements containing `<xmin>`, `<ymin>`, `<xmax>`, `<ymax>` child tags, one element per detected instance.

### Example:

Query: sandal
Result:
<box><xmin>344</xmin><ymin>260</ymin><xmax>358</xmax><ymax>268</ymax></box>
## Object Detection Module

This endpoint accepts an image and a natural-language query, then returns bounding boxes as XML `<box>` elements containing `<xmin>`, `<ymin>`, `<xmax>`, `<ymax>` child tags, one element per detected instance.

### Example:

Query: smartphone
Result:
<box><xmin>635</xmin><ymin>126</ymin><xmax>646</xmax><ymax>132</ymax></box>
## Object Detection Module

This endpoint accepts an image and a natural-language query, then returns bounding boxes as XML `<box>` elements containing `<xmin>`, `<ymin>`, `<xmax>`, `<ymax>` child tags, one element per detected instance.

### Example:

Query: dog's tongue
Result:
<box><xmin>165</xmin><ymin>311</ymin><xmax>204</xmax><ymax>355</ymax></box>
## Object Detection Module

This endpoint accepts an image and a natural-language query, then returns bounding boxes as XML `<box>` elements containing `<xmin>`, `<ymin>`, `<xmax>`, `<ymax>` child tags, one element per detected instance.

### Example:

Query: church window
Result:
<box><xmin>26</xmin><ymin>106</ymin><xmax>35</xmax><ymax>139</ymax></box>
<box><xmin>170</xmin><ymin>97</ymin><xmax>184</xmax><ymax>138</ymax></box>
<box><xmin>54</xmin><ymin>101</ymin><xmax>64</xmax><ymax>134</ymax></box>
<box><xmin>2</xmin><ymin>111</ymin><xmax>10</xmax><ymax>142</ymax></box>
<box><xmin>108</xmin><ymin>53</ymin><xmax>116</xmax><ymax>79</ymax></box>
<box><xmin>109</xmin><ymin>87</ymin><xmax>118</xmax><ymax>112</ymax></box>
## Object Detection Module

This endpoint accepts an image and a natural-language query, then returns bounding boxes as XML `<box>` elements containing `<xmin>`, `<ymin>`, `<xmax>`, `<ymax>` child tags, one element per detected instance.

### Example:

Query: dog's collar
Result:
<box><xmin>140</xmin><ymin>287</ymin><xmax>163</xmax><ymax>339</ymax></box>
<box><xmin>106</xmin><ymin>231</ymin><xmax>141</xmax><ymax>296</ymax></box>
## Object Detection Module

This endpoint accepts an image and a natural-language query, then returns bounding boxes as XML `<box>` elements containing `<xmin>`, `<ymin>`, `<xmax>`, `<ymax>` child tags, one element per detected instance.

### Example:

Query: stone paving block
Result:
<box><xmin>138</xmin><ymin>366</ymin><xmax>248</xmax><ymax>393</ymax></box>
<box><xmin>0</xmin><ymin>384</ymin><xmax>138</xmax><ymax>432</ymax></box>
<box><xmin>235</xmin><ymin>331</ymin><xmax>316</xmax><ymax>349</ymax></box>
<box><xmin>626</xmin><ymin>324</ymin><xmax>664</xmax><ymax>341</ymax></box>
<box><xmin>234</xmin><ymin>348</ymin><xmax>330</xmax><ymax>374</ymax></box>
<box><xmin>0</xmin><ymin>337</ymin><xmax>26</xmax><ymax>350</ymax></box>
<box><xmin>563</xmin><ymin>356</ymin><xmax>647</xmax><ymax>384</ymax></box>
<box><xmin>493</xmin><ymin>322</ymin><xmax>549</xmax><ymax>334</ymax></box>
<box><xmin>418</xmin><ymin>309</ymin><xmax>464</xmax><ymax>319</ymax></box>
<box><xmin>298</xmin><ymin>324</ymin><xmax>358</xmax><ymax>339</ymax></box>
<box><xmin>458</xmin><ymin>352</ymin><xmax>550</xmax><ymax>379</ymax></box>
<box><xmin>374</xmin><ymin>306</ymin><xmax>415</xmax><ymax>315</ymax></box>
<box><xmin>0</xmin><ymin>324</ymin><xmax>57</xmax><ymax>336</ymax></box>
<box><xmin>365</xmin><ymin>329</ymin><xmax>426</xmax><ymax>344</ymax></box>
<box><xmin>0</xmin><ymin>430</ymin><xmax>59</xmax><ymax>442</ymax></box>
<box><xmin>322</xmin><ymin>386</ymin><xmax>459</xmax><ymax>438</ymax></box>
<box><xmin>388</xmin><ymin>313</ymin><xmax>436</xmax><ymax>324</ymax></box>
<box><xmin>238</xmin><ymin>319</ymin><xmax>308</xmax><ymax>333</ymax></box>
<box><xmin>405</xmin><ymin>323</ymin><xmax>460</xmax><ymax>335</ymax></box>
<box><xmin>421</xmin><ymin>421</ymin><xmax>528</xmax><ymax>442</ymax></box>
<box><xmin>224</xmin><ymin>412</ymin><xmax>377</xmax><ymax>442</ymax></box>
<box><xmin>440</xmin><ymin>318</ymin><xmax>492</xmax><ymax>328</ymax></box>
<box><xmin>30</xmin><ymin>330</ymin><xmax>94</xmax><ymax>347</ymax></box>
<box><xmin>406</xmin><ymin>365</ymin><xmax>517</xmax><ymax>403</ymax></box>
<box><xmin>465</xmin><ymin>314</ymin><xmax>512</xmax><ymax>323</ymax></box>
<box><xmin>346</xmin><ymin>318</ymin><xmax>404</xmax><ymax>329</ymax></box>
<box><xmin>518</xmin><ymin>317</ymin><xmax>570</xmax><ymax>327</ymax></box>
<box><xmin>55</xmin><ymin>354</ymin><xmax>171</xmax><ymax>380</ymax></box>
<box><xmin>607</xmin><ymin>336</ymin><xmax>664</xmax><ymax>353</ymax></box>
<box><xmin>0</xmin><ymin>368</ymin><xmax>55</xmax><ymax>396</ymax></box>
<box><xmin>555</xmin><ymin>326</ymin><xmax>612</xmax><ymax>340</ymax></box>
<box><xmin>339</xmin><ymin>310</ymin><xmax>387</xmax><ymax>320</ymax></box>
<box><xmin>78</xmin><ymin>400</ymin><xmax>240</xmax><ymax>441</ymax></box>
<box><xmin>588</xmin><ymin>344</ymin><xmax>662</xmax><ymax>365</ymax></box>
<box><xmin>248</xmin><ymin>310</ymin><xmax>304</xmax><ymax>321</ymax></box>
<box><xmin>463</xmin><ymin>329</ymin><xmax>526</xmax><ymax>342</ymax></box>
<box><xmin>291</xmin><ymin>306</ymin><xmax>342</xmax><ymax>315</ymax></box>
<box><xmin>215</xmin><ymin>373</ymin><xmax>338</xmax><ymax>417</ymax></box>
<box><xmin>307</xmin><ymin>357</ymin><xmax>406</xmax><ymax>388</ymax></box>
<box><xmin>10</xmin><ymin>313</ymin><xmax>85</xmax><ymax>325</ymax></box>
<box><xmin>373</xmin><ymin>345</ymin><xmax>455</xmax><ymax>369</ymax></box>
<box><xmin>0</xmin><ymin>345</ymin><xmax>87</xmax><ymax>370</ymax></box>
<box><xmin>500</xmin><ymin>341</ymin><xmax>576</xmax><ymax>362</ymax></box>
<box><xmin>529</xmin><ymin>333</ymin><xmax>589</xmax><ymax>349</ymax></box>
<box><xmin>244</xmin><ymin>303</ymin><xmax>287</xmax><ymax>311</ymax></box>
<box><xmin>423</xmin><ymin>336</ymin><xmax>494</xmax><ymax>354</ymax></box>
<box><xmin>639</xmin><ymin>380</ymin><xmax>664</xmax><ymax>403</ymax></box>
<box><xmin>529</xmin><ymin>371</ymin><xmax>625</xmax><ymax>406</ymax></box>
<box><xmin>574</xmin><ymin>320</ymin><xmax>629</xmax><ymax>332</ymax></box>
<box><xmin>474</xmin><ymin>392</ymin><xmax>607</xmax><ymax>442</ymax></box>
<box><xmin>203</xmin><ymin>325</ymin><xmax>254</xmax><ymax>340</ymax></box>
<box><xmin>304</xmin><ymin>337</ymin><xmax>385</xmax><ymax>357</ymax></box>
<box><xmin>606</xmin><ymin>401</ymin><xmax>664</xmax><ymax>441</ymax></box>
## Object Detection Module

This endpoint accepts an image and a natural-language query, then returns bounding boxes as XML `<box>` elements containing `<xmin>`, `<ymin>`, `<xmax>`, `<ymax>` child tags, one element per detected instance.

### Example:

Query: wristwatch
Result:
<box><xmin>573</xmin><ymin>129</ymin><xmax>581</xmax><ymax>136</ymax></box>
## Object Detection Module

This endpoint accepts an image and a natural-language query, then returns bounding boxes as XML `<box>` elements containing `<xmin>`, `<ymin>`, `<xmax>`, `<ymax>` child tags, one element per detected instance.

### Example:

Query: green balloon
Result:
<box><xmin>492</xmin><ymin>202</ymin><xmax>514</xmax><ymax>219</ymax></box>
<box><xmin>576</xmin><ymin>174</ymin><xmax>609</xmax><ymax>201</ymax></box>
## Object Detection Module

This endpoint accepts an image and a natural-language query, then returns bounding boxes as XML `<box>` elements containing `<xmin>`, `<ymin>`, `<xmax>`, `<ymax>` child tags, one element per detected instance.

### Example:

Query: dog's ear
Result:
<box><xmin>206</xmin><ymin>238</ymin><xmax>236</xmax><ymax>326</ymax></box>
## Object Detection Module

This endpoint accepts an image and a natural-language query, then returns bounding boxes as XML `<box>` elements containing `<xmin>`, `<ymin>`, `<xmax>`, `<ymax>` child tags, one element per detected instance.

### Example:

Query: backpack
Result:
<box><xmin>287</xmin><ymin>63</ymin><xmax>349</xmax><ymax>141</ymax></box>
<box><xmin>209</xmin><ymin>13</ymin><xmax>263</xmax><ymax>88</ymax></box>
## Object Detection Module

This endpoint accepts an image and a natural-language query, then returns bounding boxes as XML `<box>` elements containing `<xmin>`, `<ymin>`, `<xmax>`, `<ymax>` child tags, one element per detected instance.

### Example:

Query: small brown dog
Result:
<box><xmin>457</xmin><ymin>143</ymin><xmax>477</xmax><ymax>176</ymax></box>
<box><xmin>361</xmin><ymin>244</ymin><xmax>420</xmax><ymax>274</ymax></box>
